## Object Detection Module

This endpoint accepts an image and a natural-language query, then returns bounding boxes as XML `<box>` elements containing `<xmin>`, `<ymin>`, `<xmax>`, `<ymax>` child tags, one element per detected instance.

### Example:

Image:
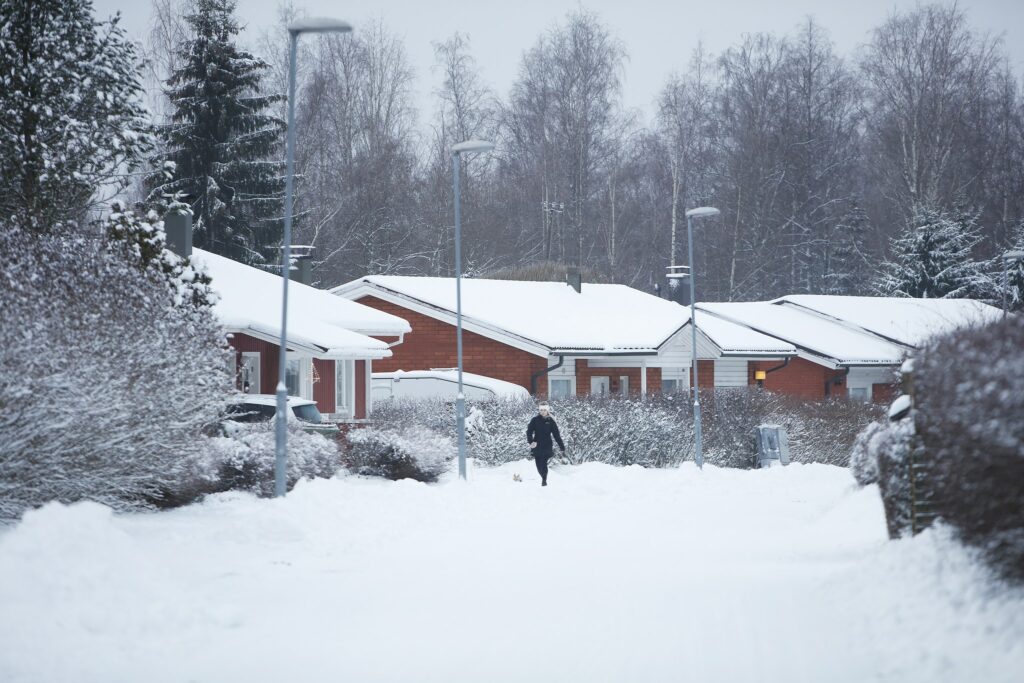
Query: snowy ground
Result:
<box><xmin>1</xmin><ymin>461</ymin><xmax>1021</xmax><ymax>683</ymax></box>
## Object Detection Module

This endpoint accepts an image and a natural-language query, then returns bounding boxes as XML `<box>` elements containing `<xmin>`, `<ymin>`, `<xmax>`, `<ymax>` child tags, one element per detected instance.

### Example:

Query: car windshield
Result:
<box><xmin>226</xmin><ymin>403</ymin><xmax>276</xmax><ymax>422</ymax></box>
<box><xmin>291</xmin><ymin>403</ymin><xmax>322</xmax><ymax>424</ymax></box>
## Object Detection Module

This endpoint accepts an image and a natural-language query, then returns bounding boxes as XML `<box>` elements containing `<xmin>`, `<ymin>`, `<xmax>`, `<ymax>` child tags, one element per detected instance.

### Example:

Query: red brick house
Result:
<box><xmin>334</xmin><ymin>276</ymin><xmax>1001</xmax><ymax>403</ymax></box>
<box><xmin>332</xmin><ymin>276</ymin><xmax>795</xmax><ymax>399</ymax></box>
<box><xmin>698</xmin><ymin>296</ymin><xmax>1000</xmax><ymax>401</ymax></box>
<box><xmin>194</xmin><ymin>249</ymin><xmax>410</xmax><ymax>420</ymax></box>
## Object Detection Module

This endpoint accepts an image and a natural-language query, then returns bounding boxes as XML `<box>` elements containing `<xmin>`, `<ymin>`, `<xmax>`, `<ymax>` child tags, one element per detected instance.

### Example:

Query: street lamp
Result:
<box><xmin>451</xmin><ymin>139</ymin><xmax>495</xmax><ymax>480</ymax></box>
<box><xmin>685</xmin><ymin>206</ymin><xmax>720</xmax><ymax>470</ymax></box>
<box><xmin>275</xmin><ymin>18</ymin><xmax>353</xmax><ymax>498</ymax></box>
<box><xmin>1002</xmin><ymin>250</ymin><xmax>1024</xmax><ymax>319</ymax></box>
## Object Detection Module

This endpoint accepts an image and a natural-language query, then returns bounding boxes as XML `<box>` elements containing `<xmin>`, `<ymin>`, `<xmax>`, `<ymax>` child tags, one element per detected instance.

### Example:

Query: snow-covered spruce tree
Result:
<box><xmin>0</xmin><ymin>214</ymin><xmax>234</xmax><ymax>520</ymax></box>
<box><xmin>875</xmin><ymin>204</ymin><xmax>986</xmax><ymax>299</ymax></box>
<box><xmin>149</xmin><ymin>0</ymin><xmax>284</xmax><ymax>266</ymax></box>
<box><xmin>0</xmin><ymin>0</ymin><xmax>153</xmax><ymax>231</ymax></box>
<box><xmin>825</xmin><ymin>200</ymin><xmax>874</xmax><ymax>295</ymax></box>
<box><xmin>994</xmin><ymin>222</ymin><xmax>1024</xmax><ymax>313</ymax></box>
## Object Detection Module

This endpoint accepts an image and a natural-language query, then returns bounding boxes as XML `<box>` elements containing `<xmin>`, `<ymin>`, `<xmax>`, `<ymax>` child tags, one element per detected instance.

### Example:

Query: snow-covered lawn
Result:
<box><xmin>1</xmin><ymin>461</ymin><xmax>1021</xmax><ymax>682</ymax></box>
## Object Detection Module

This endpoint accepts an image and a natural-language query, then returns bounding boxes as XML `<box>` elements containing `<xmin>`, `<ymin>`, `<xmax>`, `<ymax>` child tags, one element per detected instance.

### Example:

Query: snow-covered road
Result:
<box><xmin>1</xmin><ymin>461</ymin><xmax>1021</xmax><ymax>682</ymax></box>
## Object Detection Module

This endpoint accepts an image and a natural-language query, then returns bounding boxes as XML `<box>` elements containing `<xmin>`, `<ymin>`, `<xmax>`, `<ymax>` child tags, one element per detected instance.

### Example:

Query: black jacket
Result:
<box><xmin>527</xmin><ymin>414</ymin><xmax>565</xmax><ymax>455</ymax></box>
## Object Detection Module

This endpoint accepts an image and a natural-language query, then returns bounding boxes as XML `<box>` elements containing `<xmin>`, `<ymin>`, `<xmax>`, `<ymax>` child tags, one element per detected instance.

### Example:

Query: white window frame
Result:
<box><xmin>618</xmin><ymin>375</ymin><xmax>629</xmax><ymax>396</ymax></box>
<box><xmin>848</xmin><ymin>387</ymin><xmax>870</xmax><ymax>402</ymax></box>
<box><xmin>590</xmin><ymin>376</ymin><xmax>610</xmax><ymax>396</ymax></box>
<box><xmin>549</xmin><ymin>377</ymin><xmax>576</xmax><ymax>399</ymax></box>
<box><xmin>285</xmin><ymin>352</ymin><xmax>313</xmax><ymax>399</ymax></box>
<box><xmin>335</xmin><ymin>360</ymin><xmax>356</xmax><ymax>418</ymax></box>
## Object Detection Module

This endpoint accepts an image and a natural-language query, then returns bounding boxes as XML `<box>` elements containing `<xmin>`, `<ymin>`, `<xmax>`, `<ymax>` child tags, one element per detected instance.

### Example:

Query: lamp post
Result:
<box><xmin>451</xmin><ymin>139</ymin><xmax>495</xmax><ymax>480</ymax></box>
<box><xmin>1002</xmin><ymin>250</ymin><xmax>1024</xmax><ymax>319</ymax></box>
<box><xmin>684</xmin><ymin>206</ymin><xmax>720</xmax><ymax>470</ymax></box>
<box><xmin>275</xmin><ymin>18</ymin><xmax>353</xmax><ymax>498</ymax></box>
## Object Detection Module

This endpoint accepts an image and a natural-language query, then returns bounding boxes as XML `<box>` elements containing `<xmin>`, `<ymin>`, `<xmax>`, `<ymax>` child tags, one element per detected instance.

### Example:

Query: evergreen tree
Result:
<box><xmin>825</xmin><ymin>199</ymin><xmax>873</xmax><ymax>295</ymax></box>
<box><xmin>996</xmin><ymin>222</ymin><xmax>1024</xmax><ymax>312</ymax></box>
<box><xmin>150</xmin><ymin>0</ymin><xmax>284</xmax><ymax>265</ymax></box>
<box><xmin>0</xmin><ymin>0</ymin><xmax>153</xmax><ymax>231</ymax></box>
<box><xmin>876</xmin><ymin>204</ymin><xmax>986</xmax><ymax>299</ymax></box>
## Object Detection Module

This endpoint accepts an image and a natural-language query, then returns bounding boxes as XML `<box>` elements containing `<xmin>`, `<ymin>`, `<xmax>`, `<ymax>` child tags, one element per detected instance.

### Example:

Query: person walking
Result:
<box><xmin>526</xmin><ymin>402</ymin><xmax>565</xmax><ymax>486</ymax></box>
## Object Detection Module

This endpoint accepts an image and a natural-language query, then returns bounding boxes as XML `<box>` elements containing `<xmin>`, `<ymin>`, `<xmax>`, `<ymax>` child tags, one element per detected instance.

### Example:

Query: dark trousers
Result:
<box><xmin>534</xmin><ymin>452</ymin><xmax>551</xmax><ymax>482</ymax></box>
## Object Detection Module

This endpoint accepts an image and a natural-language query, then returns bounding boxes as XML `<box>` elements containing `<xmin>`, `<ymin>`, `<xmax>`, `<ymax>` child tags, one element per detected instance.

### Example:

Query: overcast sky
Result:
<box><xmin>95</xmin><ymin>0</ymin><xmax>1024</xmax><ymax>128</ymax></box>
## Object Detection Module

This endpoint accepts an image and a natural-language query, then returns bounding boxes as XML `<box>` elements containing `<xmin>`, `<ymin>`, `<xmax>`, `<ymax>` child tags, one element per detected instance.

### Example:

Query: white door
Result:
<box><xmin>590</xmin><ymin>376</ymin><xmax>610</xmax><ymax>395</ymax></box>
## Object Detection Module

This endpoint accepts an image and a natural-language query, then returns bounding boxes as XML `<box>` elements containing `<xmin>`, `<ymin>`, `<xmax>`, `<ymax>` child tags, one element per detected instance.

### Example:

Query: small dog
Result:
<box><xmin>512</xmin><ymin>473</ymin><xmax>522</xmax><ymax>482</ymax></box>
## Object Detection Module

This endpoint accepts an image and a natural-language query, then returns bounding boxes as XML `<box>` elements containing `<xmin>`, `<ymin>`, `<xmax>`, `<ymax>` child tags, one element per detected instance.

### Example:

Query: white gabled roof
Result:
<box><xmin>334</xmin><ymin>275</ymin><xmax>687</xmax><ymax>354</ymax></box>
<box><xmin>698</xmin><ymin>301</ymin><xmax>908</xmax><ymax>366</ymax></box>
<box><xmin>683</xmin><ymin>311</ymin><xmax>796</xmax><ymax>356</ymax></box>
<box><xmin>773</xmin><ymin>295</ymin><xmax>1002</xmax><ymax>347</ymax></box>
<box><xmin>193</xmin><ymin>249</ymin><xmax>407</xmax><ymax>360</ymax></box>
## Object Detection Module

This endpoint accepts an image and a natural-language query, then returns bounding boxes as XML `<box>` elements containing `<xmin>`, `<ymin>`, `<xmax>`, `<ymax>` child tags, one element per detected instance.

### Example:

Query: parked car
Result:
<box><xmin>223</xmin><ymin>394</ymin><xmax>339</xmax><ymax>437</ymax></box>
<box><xmin>371</xmin><ymin>369</ymin><xmax>531</xmax><ymax>402</ymax></box>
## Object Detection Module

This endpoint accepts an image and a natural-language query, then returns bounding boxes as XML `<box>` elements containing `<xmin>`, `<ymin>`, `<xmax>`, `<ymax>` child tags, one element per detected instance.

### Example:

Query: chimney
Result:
<box><xmin>566</xmin><ymin>267</ymin><xmax>582</xmax><ymax>294</ymax></box>
<box><xmin>289</xmin><ymin>245</ymin><xmax>315</xmax><ymax>285</ymax></box>
<box><xmin>164</xmin><ymin>210</ymin><xmax>192</xmax><ymax>258</ymax></box>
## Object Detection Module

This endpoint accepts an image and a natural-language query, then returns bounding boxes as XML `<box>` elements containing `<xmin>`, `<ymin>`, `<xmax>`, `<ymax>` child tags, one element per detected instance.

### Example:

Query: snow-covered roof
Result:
<box><xmin>773</xmin><ymin>295</ymin><xmax>1002</xmax><ymax>347</ymax></box>
<box><xmin>373</xmin><ymin>369</ymin><xmax>531</xmax><ymax>399</ymax></box>
<box><xmin>334</xmin><ymin>276</ymin><xmax>688</xmax><ymax>354</ymax></box>
<box><xmin>193</xmin><ymin>249</ymin><xmax>407</xmax><ymax>360</ymax></box>
<box><xmin>683</xmin><ymin>311</ymin><xmax>797</xmax><ymax>356</ymax></box>
<box><xmin>698</xmin><ymin>302</ymin><xmax>908</xmax><ymax>366</ymax></box>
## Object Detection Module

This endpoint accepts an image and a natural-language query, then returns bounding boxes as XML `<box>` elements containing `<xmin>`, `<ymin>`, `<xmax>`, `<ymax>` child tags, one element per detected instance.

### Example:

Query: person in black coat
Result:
<box><xmin>526</xmin><ymin>402</ymin><xmax>565</xmax><ymax>486</ymax></box>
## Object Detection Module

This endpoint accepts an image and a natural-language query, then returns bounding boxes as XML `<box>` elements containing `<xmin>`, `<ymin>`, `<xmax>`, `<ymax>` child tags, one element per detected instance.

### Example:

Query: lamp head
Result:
<box><xmin>288</xmin><ymin>18</ymin><xmax>353</xmax><ymax>35</ymax></box>
<box><xmin>452</xmin><ymin>139</ymin><xmax>496</xmax><ymax>155</ymax></box>
<box><xmin>685</xmin><ymin>206</ymin><xmax>720</xmax><ymax>219</ymax></box>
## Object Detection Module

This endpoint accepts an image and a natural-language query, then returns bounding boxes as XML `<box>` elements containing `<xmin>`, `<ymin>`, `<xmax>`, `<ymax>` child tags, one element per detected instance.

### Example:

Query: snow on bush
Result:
<box><xmin>0</xmin><ymin>223</ymin><xmax>233</xmax><ymax>520</ymax></box>
<box><xmin>369</xmin><ymin>391</ymin><xmax>881</xmax><ymax>469</ymax></box>
<box><xmin>913</xmin><ymin>314</ymin><xmax>1024</xmax><ymax>581</ymax></box>
<box><xmin>201</xmin><ymin>421</ymin><xmax>342</xmax><ymax>498</ymax></box>
<box><xmin>343</xmin><ymin>425</ymin><xmax>454</xmax><ymax>483</ymax></box>
<box><xmin>860</xmin><ymin>416</ymin><xmax>919</xmax><ymax>539</ymax></box>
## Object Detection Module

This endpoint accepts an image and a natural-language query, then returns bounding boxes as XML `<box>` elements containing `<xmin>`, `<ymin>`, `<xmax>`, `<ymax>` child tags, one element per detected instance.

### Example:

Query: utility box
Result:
<box><xmin>754</xmin><ymin>425</ymin><xmax>790</xmax><ymax>468</ymax></box>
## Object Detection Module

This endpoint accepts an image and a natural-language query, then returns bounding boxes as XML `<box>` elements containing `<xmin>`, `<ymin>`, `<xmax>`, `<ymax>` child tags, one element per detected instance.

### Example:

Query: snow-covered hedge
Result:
<box><xmin>343</xmin><ymin>426</ymin><xmax>454</xmax><ymax>482</ymax></box>
<box><xmin>912</xmin><ymin>315</ymin><xmax>1024</xmax><ymax>581</ymax></box>
<box><xmin>369</xmin><ymin>392</ymin><xmax>881</xmax><ymax>469</ymax></box>
<box><xmin>199</xmin><ymin>422</ymin><xmax>342</xmax><ymax>498</ymax></box>
<box><xmin>0</xmin><ymin>224</ymin><xmax>233</xmax><ymax>519</ymax></box>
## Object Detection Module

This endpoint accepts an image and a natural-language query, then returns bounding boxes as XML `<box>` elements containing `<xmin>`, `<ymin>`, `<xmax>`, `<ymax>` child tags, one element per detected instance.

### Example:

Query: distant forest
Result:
<box><xmin>139</xmin><ymin>1</ymin><xmax>1024</xmax><ymax>303</ymax></box>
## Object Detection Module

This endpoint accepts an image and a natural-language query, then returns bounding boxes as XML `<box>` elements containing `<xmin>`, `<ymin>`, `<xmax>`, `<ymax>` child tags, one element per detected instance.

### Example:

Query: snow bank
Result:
<box><xmin>0</xmin><ymin>464</ymin><xmax>1020</xmax><ymax>682</ymax></box>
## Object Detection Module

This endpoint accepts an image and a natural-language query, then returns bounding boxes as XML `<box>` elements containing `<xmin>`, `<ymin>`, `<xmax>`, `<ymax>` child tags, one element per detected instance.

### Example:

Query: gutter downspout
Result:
<box><xmin>757</xmin><ymin>356</ymin><xmax>790</xmax><ymax>389</ymax></box>
<box><xmin>531</xmin><ymin>355</ymin><xmax>565</xmax><ymax>396</ymax></box>
<box><xmin>825</xmin><ymin>367</ymin><xmax>850</xmax><ymax>398</ymax></box>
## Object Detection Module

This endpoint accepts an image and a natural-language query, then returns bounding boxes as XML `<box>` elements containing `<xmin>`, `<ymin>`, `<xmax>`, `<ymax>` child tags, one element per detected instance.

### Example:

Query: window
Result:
<box><xmin>662</xmin><ymin>379</ymin><xmax>680</xmax><ymax>394</ymax></box>
<box><xmin>848</xmin><ymin>387</ymin><xmax>869</xmax><ymax>402</ymax></box>
<box><xmin>618</xmin><ymin>375</ymin><xmax>629</xmax><ymax>396</ymax></box>
<box><xmin>285</xmin><ymin>353</ymin><xmax>312</xmax><ymax>399</ymax></box>
<box><xmin>590</xmin><ymin>376</ymin><xmax>610</xmax><ymax>395</ymax></box>
<box><xmin>550</xmin><ymin>378</ymin><xmax>574</xmax><ymax>398</ymax></box>
<box><xmin>335</xmin><ymin>360</ymin><xmax>355</xmax><ymax>417</ymax></box>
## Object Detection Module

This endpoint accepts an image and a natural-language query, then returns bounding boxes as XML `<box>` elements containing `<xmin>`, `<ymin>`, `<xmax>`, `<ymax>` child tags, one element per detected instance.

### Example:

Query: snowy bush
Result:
<box><xmin>0</xmin><ymin>224</ymin><xmax>233</xmax><ymax>519</ymax></box>
<box><xmin>369</xmin><ymin>392</ymin><xmax>880</xmax><ymax>470</ymax></box>
<box><xmin>913</xmin><ymin>315</ymin><xmax>1024</xmax><ymax>580</ymax></box>
<box><xmin>851</xmin><ymin>415</ymin><xmax>919</xmax><ymax>538</ymax></box>
<box><xmin>343</xmin><ymin>426</ymin><xmax>454</xmax><ymax>483</ymax></box>
<box><xmin>698</xmin><ymin>390</ymin><xmax>882</xmax><ymax>468</ymax></box>
<box><xmin>199</xmin><ymin>421</ymin><xmax>342</xmax><ymax>499</ymax></box>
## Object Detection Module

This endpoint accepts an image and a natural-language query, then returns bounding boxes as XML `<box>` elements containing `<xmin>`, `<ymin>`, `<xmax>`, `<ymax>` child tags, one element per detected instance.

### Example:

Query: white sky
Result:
<box><xmin>95</xmin><ymin>0</ymin><xmax>1024</xmax><ymax>129</ymax></box>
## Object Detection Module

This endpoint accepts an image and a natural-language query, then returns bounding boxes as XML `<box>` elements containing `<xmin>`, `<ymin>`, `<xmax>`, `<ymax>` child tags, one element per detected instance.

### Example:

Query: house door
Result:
<box><xmin>618</xmin><ymin>375</ymin><xmax>629</xmax><ymax>396</ymax></box>
<box><xmin>240</xmin><ymin>352</ymin><xmax>260</xmax><ymax>394</ymax></box>
<box><xmin>590</xmin><ymin>376</ymin><xmax>610</xmax><ymax>395</ymax></box>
